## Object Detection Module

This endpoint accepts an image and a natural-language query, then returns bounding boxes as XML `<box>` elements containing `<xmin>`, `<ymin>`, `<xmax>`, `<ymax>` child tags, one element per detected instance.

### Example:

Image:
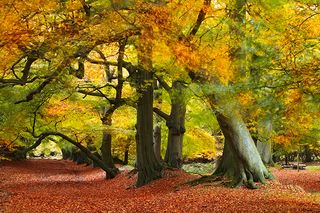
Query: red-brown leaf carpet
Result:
<box><xmin>0</xmin><ymin>160</ymin><xmax>319</xmax><ymax>212</ymax></box>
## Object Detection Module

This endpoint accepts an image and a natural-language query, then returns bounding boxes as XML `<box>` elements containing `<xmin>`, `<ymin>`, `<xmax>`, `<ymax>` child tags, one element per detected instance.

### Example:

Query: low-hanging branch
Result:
<box><xmin>0</xmin><ymin>56</ymin><xmax>38</xmax><ymax>86</ymax></box>
<box><xmin>20</xmin><ymin>131</ymin><xmax>118</xmax><ymax>178</ymax></box>
<box><xmin>15</xmin><ymin>76</ymin><xmax>55</xmax><ymax>104</ymax></box>
<box><xmin>77</xmin><ymin>88</ymin><xmax>134</xmax><ymax>107</ymax></box>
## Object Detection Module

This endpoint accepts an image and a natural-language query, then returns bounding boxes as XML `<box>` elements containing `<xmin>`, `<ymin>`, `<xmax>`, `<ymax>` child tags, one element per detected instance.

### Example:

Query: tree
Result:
<box><xmin>256</xmin><ymin>117</ymin><xmax>274</xmax><ymax>165</ymax></box>
<box><xmin>135</xmin><ymin>16</ymin><xmax>163</xmax><ymax>186</ymax></box>
<box><xmin>154</xmin><ymin>79</ymin><xmax>188</xmax><ymax>168</ymax></box>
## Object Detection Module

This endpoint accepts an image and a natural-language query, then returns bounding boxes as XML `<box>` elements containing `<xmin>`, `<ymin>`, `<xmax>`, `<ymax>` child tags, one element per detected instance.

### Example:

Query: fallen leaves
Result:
<box><xmin>0</xmin><ymin>160</ymin><xmax>319</xmax><ymax>212</ymax></box>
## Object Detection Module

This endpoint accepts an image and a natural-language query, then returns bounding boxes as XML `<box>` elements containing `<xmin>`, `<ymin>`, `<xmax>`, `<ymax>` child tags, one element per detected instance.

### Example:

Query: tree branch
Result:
<box><xmin>153</xmin><ymin>107</ymin><xmax>170</xmax><ymax>121</ymax></box>
<box><xmin>79</xmin><ymin>0</ymin><xmax>91</xmax><ymax>17</ymax></box>
<box><xmin>154</xmin><ymin>74</ymin><xmax>171</xmax><ymax>92</ymax></box>
<box><xmin>21</xmin><ymin>131</ymin><xmax>117</xmax><ymax>178</ymax></box>
<box><xmin>189</xmin><ymin>0</ymin><xmax>212</xmax><ymax>36</ymax></box>
<box><xmin>20</xmin><ymin>56</ymin><xmax>38</xmax><ymax>83</ymax></box>
<box><xmin>15</xmin><ymin>76</ymin><xmax>54</xmax><ymax>104</ymax></box>
<box><xmin>85</xmin><ymin>57</ymin><xmax>118</xmax><ymax>66</ymax></box>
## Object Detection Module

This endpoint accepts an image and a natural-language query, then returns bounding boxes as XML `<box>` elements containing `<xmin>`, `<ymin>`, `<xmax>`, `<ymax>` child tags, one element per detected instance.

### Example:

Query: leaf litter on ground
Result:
<box><xmin>0</xmin><ymin>160</ymin><xmax>319</xmax><ymax>212</ymax></box>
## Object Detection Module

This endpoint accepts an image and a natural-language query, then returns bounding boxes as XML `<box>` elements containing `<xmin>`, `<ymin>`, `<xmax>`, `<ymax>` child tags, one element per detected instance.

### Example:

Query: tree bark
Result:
<box><xmin>256</xmin><ymin>119</ymin><xmax>274</xmax><ymax>165</ymax></box>
<box><xmin>124</xmin><ymin>148</ymin><xmax>129</xmax><ymax>165</ymax></box>
<box><xmin>153</xmin><ymin>80</ymin><xmax>187</xmax><ymax>168</ymax></box>
<box><xmin>153</xmin><ymin>124</ymin><xmax>162</xmax><ymax>161</ymax></box>
<box><xmin>153</xmin><ymin>80</ymin><xmax>162</xmax><ymax>162</ymax></box>
<box><xmin>100</xmin><ymin>106</ymin><xmax>119</xmax><ymax>174</ymax></box>
<box><xmin>257</xmin><ymin>141</ymin><xmax>273</xmax><ymax>165</ymax></box>
<box><xmin>61</xmin><ymin>148</ymin><xmax>71</xmax><ymax>160</ymax></box>
<box><xmin>164</xmin><ymin>81</ymin><xmax>186</xmax><ymax>168</ymax></box>
<box><xmin>101</xmin><ymin>129</ymin><xmax>117</xmax><ymax>168</ymax></box>
<box><xmin>135</xmin><ymin>27</ymin><xmax>163</xmax><ymax>186</ymax></box>
<box><xmin>136</xmin><ymin>68</ymin><xmax>162</xmax><ymax>187</ymax></box>
<box><xmin>91</xmin><ymin>151</ymin><xmax>102</xmax><ymax>168</ymax></box>
<box><xmin>304</xmin><ymin>146</ymin><xmax>312</xmax><ymax>163</ymax></box>
<box><xmin>213</xmin><ymin>109</ymin><xmax>273</xmax><ymax>188</ymax></box>
<box><xmin>76</xmin><ymin>150</ymin><xmax>90</xmax><ymax>165</ymax></box>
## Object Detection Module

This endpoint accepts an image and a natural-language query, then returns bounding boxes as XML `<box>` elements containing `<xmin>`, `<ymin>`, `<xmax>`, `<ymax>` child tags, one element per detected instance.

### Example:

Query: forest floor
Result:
<box><xmin>0</xmin><ymin>160</ymin><xmax>319</xmax><ymax>212</ymax></box>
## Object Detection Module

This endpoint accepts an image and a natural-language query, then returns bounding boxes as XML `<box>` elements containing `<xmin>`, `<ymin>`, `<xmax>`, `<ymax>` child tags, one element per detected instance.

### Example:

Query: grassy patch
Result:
<box><xmin>182</xmin><ymin>162</ymin><xmax>215</xmax><ymax>175</ymax></box>
<box><xmin>306</xmin><ymin>165</ymin><xmax>320</xmax><ymax>171</ymax></box>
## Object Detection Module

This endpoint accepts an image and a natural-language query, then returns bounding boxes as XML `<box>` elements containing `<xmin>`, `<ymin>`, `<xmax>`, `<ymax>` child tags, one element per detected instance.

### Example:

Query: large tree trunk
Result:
<box><xmin>213</xmin><ymin>109</ymin><xmax>272</xmax><ymax>188</ymax></box>
<box><xmin>100</xmin><ymin>110</ymin><xmax>119</xmax><ymax>175</ymax></box>
<box><xmin>211</xmin><ymin>0</ymin><xmax>272</xmax><ymax>188</ymax></box>
<box><xmin>257</xmin><ymin>141</ymin><xmax>273</xmax><ymax>165</ymax></box>
<box><xmin>135</xmin><ymin>27</ymin><xmax>162</xmax><ymax>186</ymax></box>
<box><xmin>164</xmin><ymin>82</ymin><xmax>186</xmax><ymax>168</ymax></box>
<box><xmin>101</xmin><ymin>129</ymin><xmax>116</xmax><ymax>168</ymax></box>
<box><xmin>136</xmin><ymin>69</ymin><xmax>162</xmax><ymax>187</ymax></box>
<box><xmin>304</xmin><ymin>146</ymin><xmax>312</xmax><ymax>163</ymax></box>
<box><xmin>256</xmin><ymin>119</ymin><xmax>274</xmax><ymax>165</ymax></box>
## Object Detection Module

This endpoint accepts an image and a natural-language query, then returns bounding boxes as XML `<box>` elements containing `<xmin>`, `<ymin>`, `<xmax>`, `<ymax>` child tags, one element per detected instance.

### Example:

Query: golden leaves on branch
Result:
<box><xmin>274</xmin><ymin>89</ymin><xmax>314</xmax><ymax>147</ymax></box>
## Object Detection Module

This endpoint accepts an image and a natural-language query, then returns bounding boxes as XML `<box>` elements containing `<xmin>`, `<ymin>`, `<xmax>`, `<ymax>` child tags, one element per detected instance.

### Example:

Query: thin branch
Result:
<box><xmin>297</xmin><ymin>12</ymin><xmax>320</xmax><ymax>28</ymax></box>
<box><xmin>0</xmin><ymin>75</ymin><xmax>50</xmax><ymax>86</ymax></box>
<box><xmin>77</xmin><ymin>89</ymin><xmax>106</xmax><ymax>97</ymax></box>
<box><xmin>94</xmin><ymin>48</ymin><xmax>107</xmax><ymax>61</ymax></box>
<box><xmin>10</xmin><ymin>55</ymin><xmax>26</xmax><ymax>80</ymax></box>
<box><xmin>15</xmin><ymin>76</ymin><xmax>54</xmax><ymax>104</ymax></box>
<box><xmin>85</xmin><ymin>57</ymin><xmax>118</xmax><ymax>66</ymax></box>
<box><xmin>4</xmin><ymin>135</ymin><xmax>20</xmax><ymax>149</ymax></box>
<box><xmin>154</xmin><ymin>74</ymin><xmax>171</xmax><ymax>92</ymax></box>
<box><xmin>14</xmin><ymin>58</ymin><xmax>70</xmax><ymax>104</ymax></box>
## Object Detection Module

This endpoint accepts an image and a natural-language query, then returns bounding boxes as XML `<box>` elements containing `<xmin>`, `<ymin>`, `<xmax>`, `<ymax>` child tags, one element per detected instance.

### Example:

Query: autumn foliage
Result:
<box><xmin>0</xmin><ymin>0</ymin><xmax>320</xmax><ymax>210</ymax></box>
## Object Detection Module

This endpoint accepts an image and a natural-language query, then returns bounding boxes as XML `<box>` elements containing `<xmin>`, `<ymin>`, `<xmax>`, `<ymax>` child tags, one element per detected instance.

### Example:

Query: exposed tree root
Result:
<box><xmin>212</xmin><ymin>166</ymin><xmax>273</xmax><ymax>189</ymax></box>
<box><xmin>136</xmin><ymin>169</ymin><xmax>162</xmax><ymax>187</ymax></box>
<box><xmin>184</xmin><ymin>175</ymin><xmax>231</xmax><ymax>187</ymax></box>
<box><xmin>183</xmin><ymin>166</ymin><xmax>273</xmax><ymax>189</ymax></box>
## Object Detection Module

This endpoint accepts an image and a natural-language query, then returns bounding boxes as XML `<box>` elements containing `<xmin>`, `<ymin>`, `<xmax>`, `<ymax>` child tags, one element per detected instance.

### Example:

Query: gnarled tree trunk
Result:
<box><xmin>213</xmin><ymin>109</ymin><xmax>273</xmax><ymax>188</ymax></box>
<box><xmin>100</xmin><ymin>107</ymin><xmax>119</xmax><ymax>175</ymax></box>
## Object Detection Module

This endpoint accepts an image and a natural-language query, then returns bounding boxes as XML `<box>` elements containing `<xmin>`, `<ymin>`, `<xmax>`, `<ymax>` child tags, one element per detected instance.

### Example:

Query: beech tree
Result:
<box><xmin>154</xmin><ymin>79</ymin><xmax>188</xmax><ymax>168</ymax></box>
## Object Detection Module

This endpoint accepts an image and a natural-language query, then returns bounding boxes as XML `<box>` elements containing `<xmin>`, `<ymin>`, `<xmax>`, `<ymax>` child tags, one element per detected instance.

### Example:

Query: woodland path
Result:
<box><xmin>0</xmin><ymin>160</ymin><xmax>319</xmax><ymax>212</ymax></box>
